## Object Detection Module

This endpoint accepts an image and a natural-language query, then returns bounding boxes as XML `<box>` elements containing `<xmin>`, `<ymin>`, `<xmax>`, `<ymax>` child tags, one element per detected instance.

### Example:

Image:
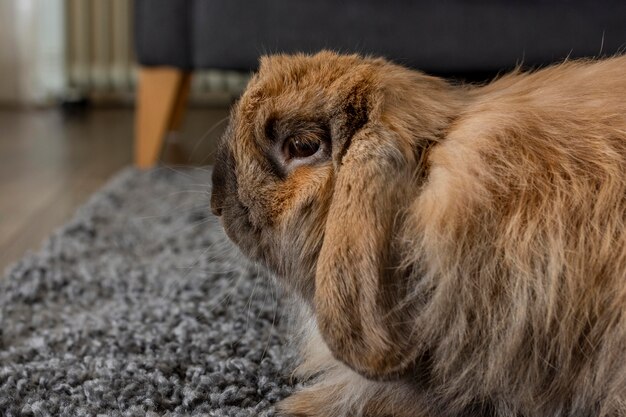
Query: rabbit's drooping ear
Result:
<box><xmin>315</xmin><ymin>76</ymin><xmax>419</xmax><ymax>379</ymax></box>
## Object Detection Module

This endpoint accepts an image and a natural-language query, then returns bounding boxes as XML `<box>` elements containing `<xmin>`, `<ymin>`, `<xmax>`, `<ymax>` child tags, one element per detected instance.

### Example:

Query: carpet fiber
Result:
<box><xmin>0</xmin><ymin>168</ymin><xmax>295</xmax><ymax>416</ymax></box>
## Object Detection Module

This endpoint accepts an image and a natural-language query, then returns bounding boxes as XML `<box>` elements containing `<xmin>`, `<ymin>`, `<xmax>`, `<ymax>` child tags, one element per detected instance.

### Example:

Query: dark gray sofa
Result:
<box><xmin>132</xmin><ymin>0</ymin><xmax>626</xmax><ymax>168</ymax></box>
<box><xmin>135</xmin><ymin>0</ymin><xmax>626</xmax><ymax>74</ymax></box>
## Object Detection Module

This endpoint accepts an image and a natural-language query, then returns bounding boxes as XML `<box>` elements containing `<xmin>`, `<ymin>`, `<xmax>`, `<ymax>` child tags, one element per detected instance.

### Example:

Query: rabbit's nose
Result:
<box><xmin>211</xmin><ymin>139</ymin><xmax>236</xmax><ymax>218</ymax></box>
<box><xmin>210</xmin><ymin>175</ymin><xmax>225</xmax><ymax>217</ymax></box>
<box><xmin>210</xmin><ymin>199</ymin><xmax>223</xmax><ymax>217</ymax></box>
<box><xmin>211</xmin><ymin>152</ymin><xmax>228</xmax><ymax>217</ymax></box>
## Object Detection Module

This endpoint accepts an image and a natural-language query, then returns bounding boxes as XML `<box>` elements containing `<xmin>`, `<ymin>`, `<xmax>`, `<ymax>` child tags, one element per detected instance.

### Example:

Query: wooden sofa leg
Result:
<box><xmin>134</xmin><ymin>67</ymin><xmax>191</xmax><ymax>169</ymax></box>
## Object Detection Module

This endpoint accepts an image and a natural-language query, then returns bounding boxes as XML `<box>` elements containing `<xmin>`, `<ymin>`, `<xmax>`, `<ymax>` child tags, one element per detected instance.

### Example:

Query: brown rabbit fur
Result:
<box><xmin>210</xmin><ymin>51</ymin><xmax>626</xmax><ymax>417</ymax></box>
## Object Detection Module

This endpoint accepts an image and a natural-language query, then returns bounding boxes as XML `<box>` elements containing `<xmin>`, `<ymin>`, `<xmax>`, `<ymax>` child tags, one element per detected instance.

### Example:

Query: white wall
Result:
<box><xmin>0</xmin><ymin>0</ymin><xmax>66</xmax><ymax>106</ymax></box>
<box><xmin>0</xmin><ymin>0</ymin><xmax>20</xmax><ymax>103</ymax></box>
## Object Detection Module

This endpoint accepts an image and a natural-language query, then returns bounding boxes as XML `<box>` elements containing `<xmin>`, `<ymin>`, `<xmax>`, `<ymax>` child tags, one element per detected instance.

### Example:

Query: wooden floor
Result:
<box><xmin>0</xmin><ymin>106</ymin><xmax>229</xmax><ymax>273</ymax></box>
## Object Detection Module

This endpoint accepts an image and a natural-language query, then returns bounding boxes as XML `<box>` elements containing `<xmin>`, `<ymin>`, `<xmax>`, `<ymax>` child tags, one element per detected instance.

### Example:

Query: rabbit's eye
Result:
<box><xmin>284</xmin><ymin>137</ymin><xmax>320</xmax><ymax>159</ymax></box>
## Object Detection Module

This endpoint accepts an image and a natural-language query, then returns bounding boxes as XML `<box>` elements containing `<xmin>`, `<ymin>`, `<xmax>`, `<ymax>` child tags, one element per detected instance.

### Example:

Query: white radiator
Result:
<box><xmin>66</xmin><ymin>0</ymin><xmax>135</xmax><ymax>93</ymax></box>
<box><xmin>65</xmin><ymin>0</ymin><xmax>248</xmax><ymax>100</ymax></box>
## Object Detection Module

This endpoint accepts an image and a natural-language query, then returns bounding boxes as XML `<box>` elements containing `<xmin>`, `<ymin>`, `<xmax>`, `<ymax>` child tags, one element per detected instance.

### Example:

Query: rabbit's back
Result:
<box><xmin>408</xmin><ymin>56</ymin><xmax>626</xmax><ymax>415</ymax></box>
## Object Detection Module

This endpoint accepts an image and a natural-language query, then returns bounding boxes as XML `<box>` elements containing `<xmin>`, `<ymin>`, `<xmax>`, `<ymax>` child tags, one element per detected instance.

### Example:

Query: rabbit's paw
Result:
<box><xmin>276</xmin><ymin>385</ymin><xmax>345</xmax><ymax>417</ymax></box>
<box><xmin>276</xmin><ymin>383</ymin><xmax>420</xmax><ymax>417</ymax></box>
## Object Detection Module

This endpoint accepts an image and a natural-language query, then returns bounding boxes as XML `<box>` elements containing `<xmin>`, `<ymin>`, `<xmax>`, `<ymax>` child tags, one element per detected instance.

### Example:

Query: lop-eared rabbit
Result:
<box><xmin>211</xmin><ymin>51</ymin><xmax>626</xmax><ymax>417</ymax></box>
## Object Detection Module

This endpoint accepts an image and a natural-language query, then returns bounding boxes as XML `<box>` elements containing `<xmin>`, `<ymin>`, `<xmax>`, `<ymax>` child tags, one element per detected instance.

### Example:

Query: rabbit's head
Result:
<box><xmin>211</xmin><ymin>51</ymin><xmax>459</xmax><ymax>379</ymax></box>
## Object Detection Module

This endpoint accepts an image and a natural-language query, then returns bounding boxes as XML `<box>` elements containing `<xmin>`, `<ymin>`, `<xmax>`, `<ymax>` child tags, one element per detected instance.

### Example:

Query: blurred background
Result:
<box><xmin>1</xmin><ymin>0</ymin><xmax>625</xmax><ymax>271</ymax></box>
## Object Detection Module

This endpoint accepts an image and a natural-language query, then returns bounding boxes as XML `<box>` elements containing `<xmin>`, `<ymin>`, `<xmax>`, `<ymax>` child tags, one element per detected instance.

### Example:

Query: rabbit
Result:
<box><xmin>210</xmin><ymin>51</ymin><xmax>626</xmax><ymax>417</ymax></box>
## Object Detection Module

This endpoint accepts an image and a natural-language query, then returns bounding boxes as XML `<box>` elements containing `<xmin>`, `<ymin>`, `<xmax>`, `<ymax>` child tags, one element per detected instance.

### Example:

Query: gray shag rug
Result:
<box><xmin>0</xmin><ymin>168</ymin><xmax>296</xmax><ymax>416</ymax></box>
